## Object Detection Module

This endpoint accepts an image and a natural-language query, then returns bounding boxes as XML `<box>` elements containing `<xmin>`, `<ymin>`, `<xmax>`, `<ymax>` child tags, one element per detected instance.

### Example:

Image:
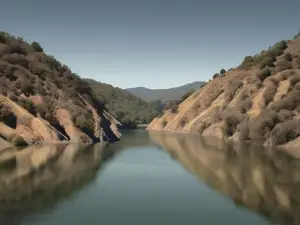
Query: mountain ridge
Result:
<box><xmin>126</xmin><ymin>81</ymin><xmax>205</xmax><ymax>102</ymax></box>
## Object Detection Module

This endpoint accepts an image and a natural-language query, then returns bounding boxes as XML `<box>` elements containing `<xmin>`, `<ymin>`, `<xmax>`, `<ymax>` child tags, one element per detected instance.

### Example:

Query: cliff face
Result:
<box><xmin>148</xmin><ymin>35</ymin><xmax>300</xmax><ymax>147</ymax></box>
<box><xmin>0</xmin><ymin>32</ymin><xmax>120</xmax><ymax>146</ymax></box>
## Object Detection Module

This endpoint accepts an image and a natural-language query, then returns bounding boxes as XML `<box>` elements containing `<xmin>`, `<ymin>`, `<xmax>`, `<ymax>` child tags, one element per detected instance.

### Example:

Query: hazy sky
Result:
<box><xmin>0</xmin><ymin>0</ymin><xmax>299</xmax><ymax>89</ymax></box>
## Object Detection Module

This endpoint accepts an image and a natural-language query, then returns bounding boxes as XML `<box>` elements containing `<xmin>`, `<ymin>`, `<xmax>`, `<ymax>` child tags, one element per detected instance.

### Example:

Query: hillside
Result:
<box><xmin>126</xmin><ymin>81</ymin><xmax>205</xmax><ymax>102</ymax></box>
<box><xmin>148</xmin><ymin>32</ymin><xmax>300</xmax><ymax>148</ymax></box>
<box><xmin>0</xmin><ymin>31</ymin><xmax>120</xmax><ymax>146</ymax></box>
<box><xmin>85</xmin><ymin>79</ymin><xmax>158</xmax><ymax>127</ymax></box>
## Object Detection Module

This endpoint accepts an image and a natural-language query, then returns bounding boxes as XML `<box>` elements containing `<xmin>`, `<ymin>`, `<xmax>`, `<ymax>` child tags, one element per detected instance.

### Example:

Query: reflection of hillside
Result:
<box><xmin>0</xmin><ymin>143</ymin><xmax>122</xmax><ymax>224</ymax></box>
<box><xmin>105</xmin><ymin>130</ymin><xmax>154</xmax><ymax>151</ymax></box>
<box><xmin>149</xmin><ymin>131</ymin><xmax>300</xmax><ymax>225</ymax></box>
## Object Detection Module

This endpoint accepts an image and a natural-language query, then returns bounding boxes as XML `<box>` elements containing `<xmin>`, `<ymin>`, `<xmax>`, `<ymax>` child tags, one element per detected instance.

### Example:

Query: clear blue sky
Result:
<box><xmin>0</xmin><ymin>0</ymin><xmax>299</xmax><ymax>89</ymax></box>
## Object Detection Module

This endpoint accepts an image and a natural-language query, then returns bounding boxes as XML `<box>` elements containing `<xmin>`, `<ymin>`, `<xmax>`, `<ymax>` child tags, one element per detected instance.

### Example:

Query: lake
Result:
<box><xmin>0</xmin><ymin>130</ymin><xmax>299</xmax><ymax>225</ymax></box>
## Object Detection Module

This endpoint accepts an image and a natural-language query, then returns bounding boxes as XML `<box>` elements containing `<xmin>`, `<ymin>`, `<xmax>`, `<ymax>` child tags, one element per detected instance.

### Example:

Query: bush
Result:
<box><xmin>259</xmin><ymin>56</ymin><xmax>275</xmax><ymax>69</ymax></box>
<box><xmin>263</xmin><ymin>83</ymin><xmax>276</xmax><ymax>106</ymax></box>
<box><xmin>220</xmin><ymin>69</ymin><xmax>226</xmax><ymax>75</ymax></box>
<box><xmin>257</xmin><ymin>68</ymin><xmax>271</xmax><ymax>81</ymax></box>
<box><xmin>31</xmin><ymin>41</ymin><xmax>43</xmax><ymax>52</ymax></box>
<box><xmin>284</xmin><ymin>53</ymin><xmax>293</xmax><ymax>62</ymax></box>
<box><xmin>272</xmin><ymin>90</ymin><xmax>300</xmax><ymax>111</ymax></box>
<box><xmin>162</xmin><ymin>120</ymin><xmax>167</xmax><ymax>127</ymax></box>
<box><xmin>17</xmin><ymin>99</ymin><xmax>37</xmax><ymax>115</ymax></box>
<box><xmin>8</xmin><ymin>41</ymin><xmax>27</xmax><ymax>55</ymax></box>
<box><xmin>2</xmin><ymin>53</ymin><xmax>29</xmax><ymax>69</ymax></box>
<box><xmin>180</xmin><ymin>89</ymin><xmax>195</xmax><ymax>103</ymax></box>
<box><xmin>20</xmin><ymin>82</ymin><xmax>35</xmax><ymax>96</ymax></box>
<box><xmin>271</xmin><ymin>120</ymin><xmax>300</xmax><ymax>145</ymax></box>
<box><xmin>213</xmin><ymin>73</ymin><xmax>219</xmax><ymax>79</ymax></box>
<box><xmin>275</xmin><ymin>58</ymin><xmax>292</xmax><ymax>73</ymax></box>
<box><xmin>0</xmin><ymin>31</ymin><xmax>6</xmax><ymax>43</ymax></box>
<box><xmin>170</xmin><ymin>104</ymin><xmax>178</xmax><ymax>113</ymax></box>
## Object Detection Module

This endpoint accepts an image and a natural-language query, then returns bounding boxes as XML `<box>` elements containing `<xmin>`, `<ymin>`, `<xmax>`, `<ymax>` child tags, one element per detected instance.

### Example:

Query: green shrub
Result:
<box><xmin>180</xmin><ymin>89</ymin><xmax>195</xmax><ymax>103</ymax></box>
<box><xmin>0</xmin><ymin>31</ymin><xmax>6</xmax><ymax>43</ymax></box>
<box><xmin>213</xmin><ymin>73</ymin><xmax>219</xmax><ymax>79</ymax></box>
<box><xmin>220</xmin><ymin>69</ymin><xmax>226</xmax><ymax>75</ymax></box>
<box><xmin>284</xmin><ymin>53</ymin><xmax>293</xmax><ymax>62</ymax></box>
<box><xmin>31</xmin><ymin>41</ymin><xmax>43</xmax><ymax>52</ymax></box>
<box><xmin>170</xmin><ymin>104</ymin><xmax>178</xmax><ymax>113</ymax></box>
<box><xmin>162</xmin><ymin>120</ymin><xmax>167</xmax><ymax>127</ymax></box>
<box><xmin>257</xmin><ymin>68</ymin><xmax>271</xmax><ymax>81</ymax></box>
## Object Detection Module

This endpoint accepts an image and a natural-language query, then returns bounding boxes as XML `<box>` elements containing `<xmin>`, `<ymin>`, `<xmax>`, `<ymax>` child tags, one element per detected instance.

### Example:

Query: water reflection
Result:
<box><xmin>149</xmin><ymin>131</ymin><xmax>300</xmax><ymax>225</ymax></box>
<box><xmin>0</xmin><ymin>143</ymin><xmax>122</xmax><ymax>225</ymax></box>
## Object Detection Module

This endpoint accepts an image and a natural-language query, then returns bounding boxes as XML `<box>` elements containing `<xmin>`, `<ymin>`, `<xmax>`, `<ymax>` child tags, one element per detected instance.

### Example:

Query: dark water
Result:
<box><xmin>0</xmin><ymin>130</ymin><xmax>299</xmax><ymax>225</ymax></box>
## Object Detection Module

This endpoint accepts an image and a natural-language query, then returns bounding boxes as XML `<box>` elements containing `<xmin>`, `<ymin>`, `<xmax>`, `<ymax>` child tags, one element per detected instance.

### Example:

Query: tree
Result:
<box><xmin>31</xmin><ymin>41</ymin><xmax>43</xmax><ymax>52</ymax></box>
<box><xmin>220</xmin><ymin>69</ymin><xmax>226</xmax><ymax>75</ymax></box>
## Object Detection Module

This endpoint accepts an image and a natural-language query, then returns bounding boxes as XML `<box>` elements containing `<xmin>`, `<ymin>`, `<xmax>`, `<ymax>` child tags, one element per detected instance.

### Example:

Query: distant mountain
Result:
<box><xmin>85</xmin><ymin>79</ymin><xmax>158</xmax><ymax>126</ymax></box>
<box><xmin>126</xmin><ymin>81</ymin><xmax>206</xmax><ymax>102</ymax></box>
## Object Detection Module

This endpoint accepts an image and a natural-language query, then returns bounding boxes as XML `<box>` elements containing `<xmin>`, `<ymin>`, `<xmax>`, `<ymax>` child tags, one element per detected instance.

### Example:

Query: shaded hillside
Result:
<box><xmin>148</xmin><ymin>32</ymin><xmax>300</xmax><ymax>148</ymax></box>
<box><xmin>126</xmin><ymin>81</ymin><xmax>205</xmax><ymax>102</ymax></box>
<box><xmin>0</xmin><ymin>31</ymin><xmax>120</xmax><ymax>145</ymax></box>
<box><xmin>85</xmin><ymin>79</ymin><xmax>158</xmax><ymax>127</ymax></box>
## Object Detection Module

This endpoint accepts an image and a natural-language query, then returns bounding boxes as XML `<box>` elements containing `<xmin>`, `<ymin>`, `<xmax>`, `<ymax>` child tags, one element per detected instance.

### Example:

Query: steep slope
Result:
<box><xmin>148</xmin><ymin>33</ymin><xmax>300</xmax><ymax>148</ymax></box>
<box><xmin>85</xmin><ymin>79</ymin><xmax>158</xmax><ymax>126</ymax></box>
<box><xmin>126</xmin><ymin>81</ymin><xmax>205</xmax><ymax>102</ymax></box>
<box><xmin>0</xmin><ymin>31</ymin><xmax>120</xmax><ymax>145</ymax></box>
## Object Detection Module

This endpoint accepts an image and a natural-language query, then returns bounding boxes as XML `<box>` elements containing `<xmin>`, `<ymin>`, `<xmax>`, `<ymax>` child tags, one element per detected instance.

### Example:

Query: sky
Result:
<box><xmin>0</xmin><ymin>0</ymin><xmax>300</xmax><ymax>89</ymax></box>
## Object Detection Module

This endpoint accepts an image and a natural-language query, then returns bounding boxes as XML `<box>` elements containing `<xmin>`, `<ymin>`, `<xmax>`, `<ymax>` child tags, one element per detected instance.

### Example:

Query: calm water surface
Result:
<box><xmin>1</xmin><ymin>130</ymin><xmax>299</xmax><ymax>225</ymax></box>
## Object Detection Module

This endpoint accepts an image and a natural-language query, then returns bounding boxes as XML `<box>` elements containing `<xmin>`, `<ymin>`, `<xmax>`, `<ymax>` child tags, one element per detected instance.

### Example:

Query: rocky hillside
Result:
<box><xmin>148</xmin><ymin>32</ymin><xmax>300</xmax><ymax>148</ymax></box>
<box><xmin>85</xmin><ymin>78</ymin><xmax>158</xmax><ymax>127</ymax></box>
<box><xmin>126</xmin><ymin>81</ymin><xmax>205</xmax><ymax>102</ymax></box>
<box><xmin>0</xmin><ymin>31</ymin><xmax>120</xmax><ymax>146</ymax></box>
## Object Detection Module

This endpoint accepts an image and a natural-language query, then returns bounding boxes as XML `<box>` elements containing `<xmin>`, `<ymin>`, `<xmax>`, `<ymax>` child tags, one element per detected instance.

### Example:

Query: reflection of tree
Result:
<box><xmin>0</xmin><ymin>142</ymin><xmax>122</xmax><ymax>225</ymax></box>
<box><xmin>149</xmin><ymin>131</ymin><xmax>300</xmax><ymax>225</ymax></box>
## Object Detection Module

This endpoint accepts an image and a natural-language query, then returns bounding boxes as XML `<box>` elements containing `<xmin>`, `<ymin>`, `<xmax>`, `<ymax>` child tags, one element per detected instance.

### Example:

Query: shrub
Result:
<box><xmin>180</xmin><ymin>89</ymin><xmax>195</xmax><ymax>103</ymax></box>
<box><xmin>8</xmin><ymin>41</ymin><xmax>27</xmax><ymax>55</ymax></box>
<box><xmin>223</xmin><ymin>112</ymin><xmax>242</xmax><ymax>137</ymax></box>
<box><xmin>213</xmin><ymin>73</ymin><xmax>219</xmax><ymax>79</ymax></box>
<box><xmin>20</xmin><ymin>82</ymin><xmax>35</xmax><ymax>96</ymax></box>
<box><xmin>272</xmin><ymin>90</ymin><xmax>300</xmax><ymax>111</ymax></box>
<box><xmin>170</xmin><ymin>104</ymin><xmax>178</xmax><ymax>113</ymax></box>
<box><xmin>260</xmin><ymin>56</ymin><xmax>275</xmax><ymax>69</ymax></box>
<box><xmin>17</xmin><ymin>99</ymin><xmax>37</xmax><ymax>115</ymax></box>
<box><xmin>257</xmin><ymin>68</ymin><xmax>271</xmax><ymax>81</ymax></box>
<box><xmin>270</xmin><ymin>119</ymin><xmax>300</xmax><ymax>145</ymax></box>
<box><xmin>0</xmin><ymin>31</ymin><xmax>6</xmax><ymax>43</ymax></box>
<box><xmin>220</xmin><ymin>69</ymin><xmax>226</xmax><ymax>75</ymax></box>
<box><xmin>31</xmin><ymin>41</ymin><xmax>43</xmax><ymax>52</ymax></box>
<box><xmin>2</xmin><ymin>53</ymin><xmax>29</xmax><ymax>69</ymax></box>
<box><xmin>162</xmin><ymin>120</ymin><xmax>167</xmax><ymax>127</ymax></box>
<box><xmin>277</xmin><ymin>109</ymin><xmax>294</xmax><ymax>122</ymax></box>
<box><xmin>275</xmin><ymin>58</ymin><xmax>292</xmax><ymax>73</ymax></box>
<box><xmin>263</xmin><ymin>83</ymin><xmax>276</xmax><ymax>106</ymax></box>
<box><xmin>248</xmin><ymin>109</ymin><xmax>279</xmax><ymax>142</ymax></box>
<box><xmin>284</xmin><ymin>53</ymin><xmax>293</xmax><ymax>62</ymax></box>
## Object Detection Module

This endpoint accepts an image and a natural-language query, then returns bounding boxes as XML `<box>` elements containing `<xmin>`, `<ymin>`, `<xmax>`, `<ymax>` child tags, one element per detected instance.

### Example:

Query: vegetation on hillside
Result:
<box><xmin>85</xmin><ymin>79</ymin><xmax>158</xmax><ymax>128</ymax></box>
<box><xmin>148</xmin><ymin>31</ymin><xmax>300</xmax><ymax>147</ymax></box>
<box><xmin>0</xmin><ymin>31</ymin><xmax>111</xmax><ymax>138</ymax></box>
<box><xmin>126</xmin><ymin>81</ymin><xmax>205</xmax><ymax>102</ymax></box>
